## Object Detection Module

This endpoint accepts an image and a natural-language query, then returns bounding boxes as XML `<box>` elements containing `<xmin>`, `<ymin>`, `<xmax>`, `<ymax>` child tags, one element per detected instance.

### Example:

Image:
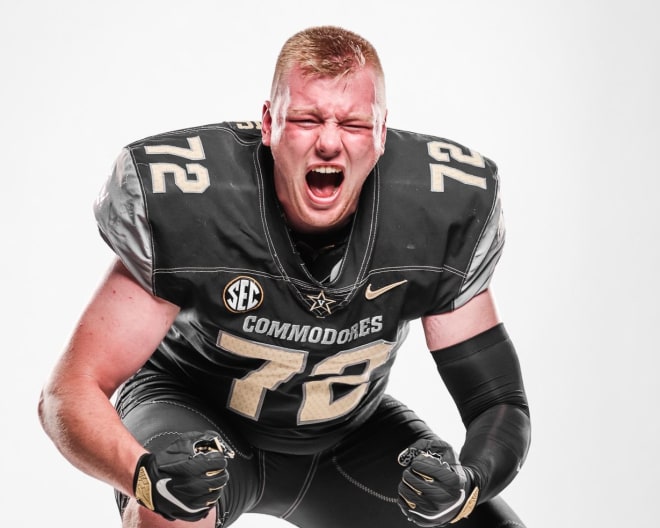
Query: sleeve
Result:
<box><xmin>93</xmin><ymin>147</ymin><xmax>155</xmax><ymax>295</ymax></box>
<box><xmin>451</xmin><ymin>177</ymin><xmax>505</xmax><ymax>310</ymax></box>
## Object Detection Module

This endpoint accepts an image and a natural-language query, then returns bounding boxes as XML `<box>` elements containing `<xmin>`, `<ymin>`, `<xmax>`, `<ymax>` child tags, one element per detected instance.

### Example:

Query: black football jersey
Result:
<box><xmin>95</xmin><ymin>121</ymin><xmax>504</xmax><ymax>454</ymax></box>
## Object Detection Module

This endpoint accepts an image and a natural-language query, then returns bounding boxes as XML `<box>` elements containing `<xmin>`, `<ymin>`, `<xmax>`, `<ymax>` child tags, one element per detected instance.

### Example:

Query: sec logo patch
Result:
<box><xmin>223</xmin><ymin>276</ymin><xmax>264</xmax><ymax>313</ymax></box>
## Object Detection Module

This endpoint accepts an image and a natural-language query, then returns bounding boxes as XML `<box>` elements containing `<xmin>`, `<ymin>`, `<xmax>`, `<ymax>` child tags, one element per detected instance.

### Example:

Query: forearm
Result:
<box><xmin>38</xmin><ymin>377</ymin><xmax>145</xmax><ymax>496</ymax></box>
<box><xmin>459</xmin><ymin>404</ymin><xmax>530</xmax><ymax>502</ymax></box>
<box><xmin>432</xmin><ymin>323</ymin><xmax>531</xmax><ymax>503</ymax></box>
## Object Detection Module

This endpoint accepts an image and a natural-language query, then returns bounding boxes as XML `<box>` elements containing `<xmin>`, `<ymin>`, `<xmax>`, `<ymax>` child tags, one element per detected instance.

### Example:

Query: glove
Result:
<box><xmin>133</xmin><ymin>431</ymin><xmax>233</xmax><ymax>521</ymax></box>
<box><xmin>397</xmin><ymin>439</ymin><xmax>479</xmax><ymax>527</ymax></box>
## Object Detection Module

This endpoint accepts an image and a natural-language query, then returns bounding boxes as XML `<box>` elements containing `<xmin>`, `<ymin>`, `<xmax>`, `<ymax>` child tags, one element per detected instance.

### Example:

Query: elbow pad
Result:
<box><xmin>432</xmin><ymin>323</ymin><xmax>531</xmax><ymax>502</ymax></box>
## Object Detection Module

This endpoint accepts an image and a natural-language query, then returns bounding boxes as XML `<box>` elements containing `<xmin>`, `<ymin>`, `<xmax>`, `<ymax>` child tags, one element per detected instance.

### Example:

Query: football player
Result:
<box><xmin>39</xmin><ymin>26</ymin><xmax>531</xmax><ymax>528</ymax></box>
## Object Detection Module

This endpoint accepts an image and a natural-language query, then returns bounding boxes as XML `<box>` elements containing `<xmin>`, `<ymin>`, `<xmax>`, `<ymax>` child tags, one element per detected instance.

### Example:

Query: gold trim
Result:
<box><xmin>402</xmin><ymin>477</ymin><xmax>422</xmax><ymax>495</ymax></box>
<box><xmin>399</xmin><ymin>493</ymin><xmax>417</xmax><ymax>509</ymax></box>
<box><xmin>450</xmin><ymin>487</ymin><xmax>479</xmax><ymax>523</ymax></box>
<box><xmin>411</xmin><ymin>468</ymin><xmax>434</xmax><ymax>483</ymax></box>
<box><xmin>134</xmin><ymin>466</ymin><xmax>155</xmax><ymax>511</ymax></box>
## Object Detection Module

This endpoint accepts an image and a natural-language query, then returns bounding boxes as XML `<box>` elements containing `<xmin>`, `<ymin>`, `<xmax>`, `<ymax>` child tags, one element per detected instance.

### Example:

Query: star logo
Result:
<box><xmin>306</xmin><ymin>290</ymin><xmax>336</xmax><ymax>315</ymax></box>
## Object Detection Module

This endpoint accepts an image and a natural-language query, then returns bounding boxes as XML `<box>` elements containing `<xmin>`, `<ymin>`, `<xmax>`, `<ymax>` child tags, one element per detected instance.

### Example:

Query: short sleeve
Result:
<box><xmin>93</xmin><ymin>147</ymin><xmax>155</xmax><ymax>294</ymax></box>
<box><xmin>451</xmin><ymin>182</ymin><xmax>505</xmax><ymax>310</ymax></box>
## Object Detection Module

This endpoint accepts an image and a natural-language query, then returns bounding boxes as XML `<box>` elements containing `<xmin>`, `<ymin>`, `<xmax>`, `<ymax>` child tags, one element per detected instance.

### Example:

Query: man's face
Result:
<box><xmin>262</xmin><ymin>65</ymin><xmax>387</xmax><ymax>234</ymax></box>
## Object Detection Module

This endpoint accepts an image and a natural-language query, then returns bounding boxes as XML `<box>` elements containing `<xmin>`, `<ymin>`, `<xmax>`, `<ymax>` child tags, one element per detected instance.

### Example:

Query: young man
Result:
<box><xmin>39</xmin><ymin>26</ymin><xmax>531</xmax><ymax>528</ymax></box>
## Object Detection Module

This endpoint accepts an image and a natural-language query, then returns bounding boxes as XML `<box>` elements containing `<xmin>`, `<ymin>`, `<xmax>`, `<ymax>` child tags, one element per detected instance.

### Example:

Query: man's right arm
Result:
<box><xmin>38</xmin><ymin>258</ymin><xmax>181</xmax><ymax>496</ymax></box>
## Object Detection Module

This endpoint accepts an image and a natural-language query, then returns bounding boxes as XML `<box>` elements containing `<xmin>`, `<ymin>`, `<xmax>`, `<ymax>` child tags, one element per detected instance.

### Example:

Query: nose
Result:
<box><xmin>316</xmin><ymin>123</ymin><xmax>342</xmax><ymax>158</ymax></box>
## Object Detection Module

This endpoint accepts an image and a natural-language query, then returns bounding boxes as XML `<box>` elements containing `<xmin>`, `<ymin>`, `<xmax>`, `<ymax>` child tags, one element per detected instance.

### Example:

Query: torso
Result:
<box><xmin>95</xmin><ymin>121</ymin><xmax>503</xmax><ymax>452</ymax></box>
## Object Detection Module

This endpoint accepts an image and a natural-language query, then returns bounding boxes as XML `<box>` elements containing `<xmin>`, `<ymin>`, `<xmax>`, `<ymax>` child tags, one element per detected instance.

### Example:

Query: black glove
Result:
<box><xmin>397</xmin><ymin>439</ymin><xmax>479</xmax><ymax>527</ymax></box>
<box><xmin>133</xmin><ymin>431</ymin><xmax>233</xmax><ymax>521</ymax></box>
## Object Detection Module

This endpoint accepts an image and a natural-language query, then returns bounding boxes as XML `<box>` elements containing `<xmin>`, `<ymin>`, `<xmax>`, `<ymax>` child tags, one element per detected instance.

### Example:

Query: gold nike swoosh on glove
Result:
<box><xmin>450</xmin><ymin>487</ymin><xmax>480</xmax><ymax>523</ymax></box>
<box><xmin>364</xmin><ymin>279</ymin><xmax>408</xmax><ymax>300</ymax></box>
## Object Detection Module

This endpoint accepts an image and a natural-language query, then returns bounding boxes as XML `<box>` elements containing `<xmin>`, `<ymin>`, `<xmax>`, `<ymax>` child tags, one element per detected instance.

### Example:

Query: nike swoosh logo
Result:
<box><xmin>156</xmin><ymin>478</ymin><xmax>209</xmax><ymax>514</ymax></box>
<box><xmin>365</xmin><ymin>279</ymin><xmax>408</xmax><ymax>300</ymax></box>
<box><xmin>409</xmin><ymin>489</ymin><xmax>465</xmax><ymax>521</ymax></box>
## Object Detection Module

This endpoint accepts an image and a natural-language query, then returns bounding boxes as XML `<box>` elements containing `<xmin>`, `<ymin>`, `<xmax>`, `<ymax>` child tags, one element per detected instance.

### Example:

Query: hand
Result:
<box><xmin>397</xmin><ymin>439</ymin><xmax>479</xmax><ymax>527</ymax></box>
<box><xmin>133</xmin><ymin>431</ymin><xmax>233</xmax><ymax>521</ymax></box>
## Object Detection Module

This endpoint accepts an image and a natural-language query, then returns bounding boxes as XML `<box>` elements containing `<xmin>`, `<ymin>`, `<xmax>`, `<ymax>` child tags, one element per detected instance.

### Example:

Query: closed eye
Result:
<box><xmin>342</xmin><ymin>121</ymin><xmax>374</xmax><ymax>132</ymax></box>
<box><xmin>287</xmin><ymin>117</ymin><xmax>320</xmax><ymax>128</ymax></box>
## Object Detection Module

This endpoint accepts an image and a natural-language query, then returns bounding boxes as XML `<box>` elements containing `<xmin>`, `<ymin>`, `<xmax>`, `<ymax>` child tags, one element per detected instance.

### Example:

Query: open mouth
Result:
<box><xmin>306</xmin><ymin>167</ymin><xmax>344</xmax><ymax>199</ymax></box>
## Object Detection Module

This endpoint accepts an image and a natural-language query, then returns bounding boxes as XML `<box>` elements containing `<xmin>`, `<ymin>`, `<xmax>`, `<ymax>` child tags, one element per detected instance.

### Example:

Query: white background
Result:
<box><xmin>2</xmin><ymin>1</ymin><xmax>658</xmax><ymax>526</ymax></box>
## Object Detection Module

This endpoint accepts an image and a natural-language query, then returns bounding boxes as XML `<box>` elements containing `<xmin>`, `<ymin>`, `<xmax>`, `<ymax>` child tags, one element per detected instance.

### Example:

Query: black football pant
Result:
<box><xmin>115</xmin><ymin>369</ymin><xmax>525</xmax><ymax>527</ymax></box>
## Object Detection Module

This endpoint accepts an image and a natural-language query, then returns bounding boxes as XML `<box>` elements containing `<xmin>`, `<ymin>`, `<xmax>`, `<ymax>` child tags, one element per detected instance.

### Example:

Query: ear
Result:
<box><xmin>261</xmin><ymin>101</ymin><xmax>273</xmax><ymax>146</ymax></box>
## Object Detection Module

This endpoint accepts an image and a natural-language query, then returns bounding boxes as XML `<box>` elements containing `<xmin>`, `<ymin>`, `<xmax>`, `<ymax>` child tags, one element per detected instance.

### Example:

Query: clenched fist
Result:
<box><xmin>397</xmin><ymin>439</ymin><xmax>479</xmax><ymax>527</ymax></box>
<box><xmin>133</xmin><ymin>431</ymin><xmax>233</xmax><ymax>521</ymax></box>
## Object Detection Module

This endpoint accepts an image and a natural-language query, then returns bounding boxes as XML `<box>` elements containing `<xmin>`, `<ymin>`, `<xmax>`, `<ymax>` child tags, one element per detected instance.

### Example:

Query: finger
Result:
<box><xmin>398</xmin><ymin>491</ymin><xmax>417</xmax><ymax>511</ymax></box>
<box><xmin>401</xmin><ymin>476</ymin><xmax>423</xmax><ymax>496</ymax></box>
<box><xmin>411</xmin><ymin>467</ymin><xmax>435</xmax><ymax>483</ymax></box>
<box><xmin>410</xmin><ymin>457</ymin><xmax>456</xmax><ymax>484</ymax></box>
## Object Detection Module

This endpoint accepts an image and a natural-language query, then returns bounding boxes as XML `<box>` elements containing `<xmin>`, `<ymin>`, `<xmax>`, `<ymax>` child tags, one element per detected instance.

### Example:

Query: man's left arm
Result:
<box><xmin>397</xmin><ymin>289</ymin><xmax>531</xmax><ymax>526</ymax></box>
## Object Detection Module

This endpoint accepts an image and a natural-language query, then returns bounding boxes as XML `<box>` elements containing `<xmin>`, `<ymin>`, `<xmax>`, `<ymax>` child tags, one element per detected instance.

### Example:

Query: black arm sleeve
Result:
<box><xmin>431</xmin><ymin>323</ymin><xmax>531</xmax><ymax>503</ymax></box>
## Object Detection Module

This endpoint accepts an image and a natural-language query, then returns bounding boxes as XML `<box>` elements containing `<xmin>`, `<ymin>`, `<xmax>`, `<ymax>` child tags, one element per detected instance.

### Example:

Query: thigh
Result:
<box><xmin>115</xmin><ymin>368</ymin><xmax>261</xmax><ymax>526</ymax></box>
<box><xmin>285</xmin><ymin>395</ymin><xmax>526</xmax><ymax>528</ymax></box>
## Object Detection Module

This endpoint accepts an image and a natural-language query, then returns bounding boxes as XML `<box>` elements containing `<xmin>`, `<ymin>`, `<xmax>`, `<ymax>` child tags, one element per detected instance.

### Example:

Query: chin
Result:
<box><xmin>307</xmin><ymin>213</ymin><xmax>351</xmax><ymax>233</ymax></box>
